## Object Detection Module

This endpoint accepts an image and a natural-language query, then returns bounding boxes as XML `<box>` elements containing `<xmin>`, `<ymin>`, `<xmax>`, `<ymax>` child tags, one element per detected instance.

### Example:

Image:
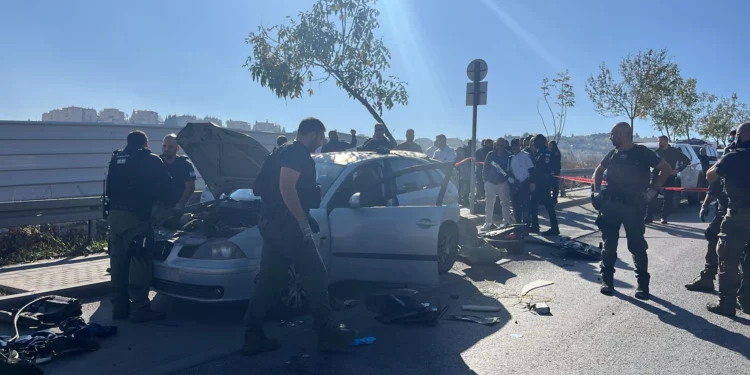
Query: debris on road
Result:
<box><xmin>560</xmin><ymin>237</ymin><xmax>602</xmax><ymax>260</ymax></box>
<box><xmin>366</xmin><ymin>289</ymin><xmax>443</xmax><ymax>325</ymax></box>
<box><xmin>509</xmin><ymin>333</ymin><xmax>523</xmax><ymax>338</ymax></box>
<box><xmin>479</xmin><ymin>224</ymin><xmax>528</xmax><ymax>256</ymax></box>
<box><xmin>461</xmin><ymin>305</ymin><xmax>501</xmax><ymax>312</ymax></box>
<box><xmin>351</xmin><ymin>337</ymin><xmax>376</xmax><ymax>346</ymax></box>
<box><xmin>450</xmin><ymin>315</ymin><xmax>502</xmax><ymax>325</ymax></box>
<box><xmin>530</xmin><ymin>303</ymin><xmax>551</xmax><ymax>315</ymax></box>
<box><xmin>521</xmin><ymin>280</ymin><xmax>555</xmax><ymax>296</ymax></box>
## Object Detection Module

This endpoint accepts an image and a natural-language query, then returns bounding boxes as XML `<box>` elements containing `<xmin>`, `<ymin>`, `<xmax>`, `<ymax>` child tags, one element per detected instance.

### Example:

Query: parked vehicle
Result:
<box><xmin>151</xmin><ymin>123</ymin><xmax>461</xmax><ymax>312</ymax></box>
<box><xmin>637</xmin><ymin>142</ymin><xmax>704</xmax><ymax>207</ymax></box>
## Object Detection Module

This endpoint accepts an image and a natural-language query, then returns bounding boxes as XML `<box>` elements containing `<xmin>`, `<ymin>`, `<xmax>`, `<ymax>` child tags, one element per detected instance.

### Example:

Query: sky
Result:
<box><xmin>2</xmin><ymin>0</ymin><xmax>749</xmax><ymax>141</ymax></box>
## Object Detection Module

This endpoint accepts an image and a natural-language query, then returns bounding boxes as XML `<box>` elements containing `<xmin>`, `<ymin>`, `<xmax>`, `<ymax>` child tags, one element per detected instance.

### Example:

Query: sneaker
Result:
<box><xmin>542</xmin><ymin>228</ymin><xmax>560</xmax><ymax>236</ymax></box>
<box><xmin>706</xmin><ymin>301</ymin><xmax>736</xmax><ymax>317</ymax></box>
<box><xmin>129</xmin><ymin>309</ymin><xmax>166</xmax><ymax>323</ymax></box>
<box><xmin>317</xmin><ymin>323</ymin><xmax>358</xmax><ymax>352</ymax></box>
<box><xmin>660</xmin><ymin>218</ymin><xmax>668</xmax><ymax>224</ymax></box>
<box><xmin>241</xmin><ymin>331</ymin><xmax>281</xmax><ymax>356</ymax></box>
<box><xmin>685</xmin><ymin>272</ymin><xmax>715</xmax><ymax>292</ymax></box>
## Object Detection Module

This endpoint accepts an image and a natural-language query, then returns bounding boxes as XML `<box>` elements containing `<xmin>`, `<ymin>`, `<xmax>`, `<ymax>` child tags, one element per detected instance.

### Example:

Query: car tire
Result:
<box><xmin>275</xmin><ymin>264</ymin><xmax>309</xmax><ymax>318</ymax></box>
<box><xmin>437</xmin><ymin>223</ymin><xmax>459</xmax><ymax>274</ymax></box>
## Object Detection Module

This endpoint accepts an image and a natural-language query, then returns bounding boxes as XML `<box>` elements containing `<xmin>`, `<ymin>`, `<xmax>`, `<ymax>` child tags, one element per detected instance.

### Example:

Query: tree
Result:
<box><xmin>650</xmin><ymin>77</ymin><xmax>704</xmax><ymax>140</ymax></box>
<box><xmin>699</xmin><ymin>93</ymin><xmax>749</xmax><ymax>146</ymax></box>
<box><xmin>585</xmin><ymin>48</ymin><xmax>680</xmax><ymax>131</ymax></box>
<box><xmin>244</xmin><ymin>0</ymin><xmax>407</xmax><ymax>145</ymax></box>
<box><xmin>537</xmin><ymin>70</ymin><xmax>575</xmax><ymax>143</ymax></box>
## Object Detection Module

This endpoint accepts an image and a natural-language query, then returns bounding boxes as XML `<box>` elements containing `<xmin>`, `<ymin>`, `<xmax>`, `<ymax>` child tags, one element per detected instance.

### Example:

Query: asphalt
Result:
<box><xmin>5</xmin><ymin>202</ymin><xmax>749</xmax><ymax>375</ymax></box>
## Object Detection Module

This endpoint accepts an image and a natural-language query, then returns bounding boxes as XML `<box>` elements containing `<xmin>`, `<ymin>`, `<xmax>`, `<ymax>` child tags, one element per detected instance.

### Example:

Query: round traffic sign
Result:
<box><xmin>467</xmin><ymin>59</ymin><xmax>488</xmax><ymax>82</ymax></box>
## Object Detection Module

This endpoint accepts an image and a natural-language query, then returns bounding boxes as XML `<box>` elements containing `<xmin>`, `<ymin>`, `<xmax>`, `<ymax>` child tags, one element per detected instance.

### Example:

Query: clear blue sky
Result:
<box><xmin>2</xmin><ymin>0</ymin><xmax>748</xmax><ymax>141</ymax></box>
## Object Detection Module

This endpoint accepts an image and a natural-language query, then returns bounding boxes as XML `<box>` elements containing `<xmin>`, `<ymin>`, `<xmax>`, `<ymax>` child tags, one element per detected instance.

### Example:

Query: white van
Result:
<box><xmin>637</xmin><ymin>142</ymin><xmax>704</xmax><ymax>207</ymax></box>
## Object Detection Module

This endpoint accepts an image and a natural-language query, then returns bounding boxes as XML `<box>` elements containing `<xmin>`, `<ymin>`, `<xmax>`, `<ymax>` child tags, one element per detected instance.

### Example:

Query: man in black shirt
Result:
<box><xmin>242</xmin><ymin>118</ymin><xmax>357</xmax><ymax>356</ymax></box>
<box><xmin>396</xmin><ymin>129</ymin><xmax>423</xmax><ymax>153</ymax></box>
<box><xmin>160</xmin><ymin>134</ymin><xmax>196</xmax><ymax>211</ymax></box>
<box><xmin>359</xmin><ymin>123</ymin><xmax>394</xmax><ymax>151</ymax></box>
<box><xmin>321</xmin><ymin>129</ymin><xmax>357</xmax><ymax>153</ymax></box>
<box><xmin>529</xmin><ymin>135</ymin><xmax>560</xmax><ymax>235</ymax></box>
<box><xmin>705</xmin><ymin>122</ymin><xmax>750</xmax><ymax>316</ymax></box>
<box><xmin>592</xmin><ymin>122</ymin><xmax>672</xmax><ymax>300</ymax></box>
<box><xmin>548</xmin><ymin>141</ymin><xmax>562</xmax><ymax>202</ymax></box>
<box><xmin>106</xmin><ymin>130</ymin><xmax>172</xmax><ymax>322</ymax></box>
<box><xmin>645</xmin><ymin>136</ymin><xmax>690</xmax><ymax>224</ymax></box>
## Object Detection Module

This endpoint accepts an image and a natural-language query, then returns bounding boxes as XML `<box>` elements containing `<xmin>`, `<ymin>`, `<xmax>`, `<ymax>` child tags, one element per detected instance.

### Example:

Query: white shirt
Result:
<box><xmin>426</xmin><ymin>146</ymin><xmax>456</xmax><ymax>162</ymax></box>
<box><xmin>510</xmin><ymin>150</ymin><xmax>534</xmax><ymax>182</ymax></box>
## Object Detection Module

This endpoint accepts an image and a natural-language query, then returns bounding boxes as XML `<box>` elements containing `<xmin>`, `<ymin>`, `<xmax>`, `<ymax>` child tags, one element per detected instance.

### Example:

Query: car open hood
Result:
<box><xmin>176</xmin><ymin>122</ymin><xmax>269</xmax><ymax>196</ymax></box>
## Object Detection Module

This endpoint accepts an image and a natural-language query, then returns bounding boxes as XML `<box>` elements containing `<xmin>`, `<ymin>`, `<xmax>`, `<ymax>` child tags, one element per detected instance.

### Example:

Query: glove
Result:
<box><xmin>298</xmin><ymin>220</ymin><xmax>314</xmax><ymax>242</ymax></box>
<box><xmin>700</xmin><ymin>205</ymin><xmax>709</xmax><ymax>222</ymax></box>
<box><xmin>644</xmin><ymin>188</ymin><xmax>658</xmax><ymax>202</ymax></box>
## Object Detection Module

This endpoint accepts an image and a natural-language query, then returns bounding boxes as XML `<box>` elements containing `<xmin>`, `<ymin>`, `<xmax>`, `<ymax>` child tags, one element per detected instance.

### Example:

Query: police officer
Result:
<box><xmin>704</xmin><ymin>122</ymin><xmax>750</xmax><ymax>316</ymax></box>
<box><xmin>160</xmin><ymin>134</ymin><xmax>196</xmax><ymax>212</ymax></box>
<box><xmin>645</xmin><ymin>136</ymin><xmax>690</xmax><ymax>224</ymax></box>
<box><xmin>591</xmin><ymin>122</ymin><xmax>672</xmax><ymax>299</ymax></box>
<box><xmin>529</xmin><ymin>134</ymin><xmax>560</xmax><ymax>235</ymax></box>
<box><xmin>242</xmin><ymin>118</ymin><xmax>357</xmax><ymax>355</ymax></box>
<box><xmin>106</xmin><ymin>130</ymin><xmax>172</xmax><ymax>322</ymax></box>
<box><xmin>359</xmin><ymin>123</ymin><xmax>394</xmax><ymax>151</ymax></box>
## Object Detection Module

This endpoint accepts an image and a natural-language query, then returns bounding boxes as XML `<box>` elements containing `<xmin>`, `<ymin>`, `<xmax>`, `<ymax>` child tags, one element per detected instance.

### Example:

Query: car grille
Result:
<box><xmin>152</xmin><ymin>278</ymin><xmax>225</xmax><ymax>300</ymax></box>
<box><xmin>153</xmin><ymin>241</ymin><xmax>174</xmax><ymax>262</ymax></box>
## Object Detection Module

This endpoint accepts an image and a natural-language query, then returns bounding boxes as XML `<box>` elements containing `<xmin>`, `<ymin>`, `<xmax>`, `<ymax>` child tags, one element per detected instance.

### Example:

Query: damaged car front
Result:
<box><xmin>151</xmin><ymin>122</ymin><xmax>268</xmax><ymax>302</ymax></box>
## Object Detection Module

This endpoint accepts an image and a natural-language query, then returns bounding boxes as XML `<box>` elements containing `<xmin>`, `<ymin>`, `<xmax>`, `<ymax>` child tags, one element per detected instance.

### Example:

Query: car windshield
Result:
<box><xmin>315</xmin><ymin>161</ymin><xmax>346</xmax><ymax>196</ymax></box>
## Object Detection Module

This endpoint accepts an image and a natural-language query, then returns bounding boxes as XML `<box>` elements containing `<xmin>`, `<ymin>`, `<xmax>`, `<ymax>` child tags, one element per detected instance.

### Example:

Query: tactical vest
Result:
<box><xmin>723</xmin><ymin>147</ymin><xmax>749</xmax><ymax>208</ymax></box>
<box><xmin>106</xmin><ymin>148</ymin><xmax>156</xmax><ymax>216</ymax></box>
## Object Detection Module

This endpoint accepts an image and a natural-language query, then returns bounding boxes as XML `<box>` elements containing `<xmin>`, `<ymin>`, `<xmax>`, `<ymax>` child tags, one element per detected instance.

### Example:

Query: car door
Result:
<box><xmin>676</xmin><ymin>144</ymin><xmax>699</xmax><ymax>188</ymax></box>
<box><xmin>327</xmin><ymin>161</ymin><xmax>454</xmax><ymax>286</ymax></box>
<box><xmin>386</xmin><ymin>158</ymin><xmax>458</xmax><ymax>207</ymax></box>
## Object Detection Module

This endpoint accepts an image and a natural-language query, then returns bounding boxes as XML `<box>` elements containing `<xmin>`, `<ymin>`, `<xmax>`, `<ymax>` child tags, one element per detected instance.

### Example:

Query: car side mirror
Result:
<box><xmin>349</xmin><ymin>192</ymin><xmax>361</xmax><ymax>209</ymax></box>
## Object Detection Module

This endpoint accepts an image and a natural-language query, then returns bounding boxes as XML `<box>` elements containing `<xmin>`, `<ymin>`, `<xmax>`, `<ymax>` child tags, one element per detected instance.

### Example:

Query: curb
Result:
<box><xmin>0</xmin><ymin>279</ymin><xmax>110</xmax><ymax>310</ymax></box>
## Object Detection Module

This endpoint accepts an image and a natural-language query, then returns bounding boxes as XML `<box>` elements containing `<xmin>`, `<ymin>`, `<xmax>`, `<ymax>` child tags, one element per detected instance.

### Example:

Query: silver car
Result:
<box><xmin>151</xmin><ymin>123</ymin><xmax>461</xmax><ymax>311</ymax></box>
<box><xmin>637</xmin><ymin>142</ymin><xmax>704</xmax><ymax>206</ymax></box>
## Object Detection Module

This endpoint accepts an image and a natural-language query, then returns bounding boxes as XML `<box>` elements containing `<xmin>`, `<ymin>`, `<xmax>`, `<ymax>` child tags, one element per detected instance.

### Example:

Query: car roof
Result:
<box><xmin>312</xmin><ymin>150</ymin><xmax>430</xmax><ymax>166</ymax></box>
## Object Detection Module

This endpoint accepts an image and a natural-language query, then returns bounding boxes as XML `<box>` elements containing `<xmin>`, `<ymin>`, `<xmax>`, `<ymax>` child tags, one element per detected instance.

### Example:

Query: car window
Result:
<box><xmin>315</xmin><ymin>161</ymin><xmax>346</xmax><ymax>196</ymax></box>
<box><xmin>678</xmin><ymin>145</ymin><xmax>694</xmax><ymax>161</ymax></box>
<box><xmin>388</xmin><ymin>158</ymin><xmax>434</xmax><ymax>194</ymax></box>
<box><xmin>332</xmin><ymin>161</ymin><xmax>386</xmax><ymax>208</ymax></box>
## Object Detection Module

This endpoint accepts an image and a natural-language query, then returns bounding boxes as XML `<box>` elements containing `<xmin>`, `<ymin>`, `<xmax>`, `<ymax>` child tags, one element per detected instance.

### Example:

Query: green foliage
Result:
<box><xmin>538</xmin><ymin>70</ymin><xmax>575</xmax><ymax>143</ymax></box>
<box><xmin>244</xmin><ymin>0</ymin><xmax>407</xmax><ymax>144</ymax></box>
<box><xmin>0</xmin><ymin>223</ymin><xmax>108</xmax><ymax>267</ymax></box>
<box><xmin>650</xmin><ymin>77</ymin><xmax>705</xmax><ymax>140</ymax></box>
<box><xmin>585</xmin><ymin>48</ymin><xmax>680</xmax><ymax>130</ymax></box>
<box><xmin>699</xmin><ymin>93</ymin><xmax>750</xmax><ymax>146</ymax></box>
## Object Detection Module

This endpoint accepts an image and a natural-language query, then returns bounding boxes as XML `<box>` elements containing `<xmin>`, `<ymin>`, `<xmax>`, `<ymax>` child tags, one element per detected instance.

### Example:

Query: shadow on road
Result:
<box><xmin>619</xmin><ymin>294</ymin><xmax>750</xmax><ymax>360</ymax></box>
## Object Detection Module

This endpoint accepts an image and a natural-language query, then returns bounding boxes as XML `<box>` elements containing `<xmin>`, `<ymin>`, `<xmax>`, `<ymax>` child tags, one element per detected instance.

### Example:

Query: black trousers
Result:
<box><xmin>647</xmin><ymin>176</ymin><xmax>676</xmax><ymax>221</ymax></box>
<box><xmin>596</xmin><ymin>199</ymin><xmax>649</xmax><ymax>287</ymax></box>
<box><xmin>530</xmin><ymin>185</ymin><xmax>558</xmax><ymax>231</ymax></box>
<box><xmin>511</xmin><ymin>180</ymin><xmax>531</xmax><ymax>224</ymax></box>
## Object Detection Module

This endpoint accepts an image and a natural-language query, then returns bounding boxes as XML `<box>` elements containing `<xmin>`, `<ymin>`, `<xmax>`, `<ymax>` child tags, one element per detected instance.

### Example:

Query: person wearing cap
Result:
<box><xmin>359</xmin><ymin>123</ymin><xmax>394</xmax><ymax>151</ymax></box>
<box><xmin>321</xmin><ymin>129</ymin><xmax>358</xmax><ymax>153</ymax></box>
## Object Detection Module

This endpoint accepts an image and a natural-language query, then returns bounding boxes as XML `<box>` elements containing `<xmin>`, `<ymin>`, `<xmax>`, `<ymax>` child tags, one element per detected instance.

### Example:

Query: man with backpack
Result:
<box><xmin>242</xmin><ymin>117</ymin><xmax>357</xmax><ymax>356</ymax></box>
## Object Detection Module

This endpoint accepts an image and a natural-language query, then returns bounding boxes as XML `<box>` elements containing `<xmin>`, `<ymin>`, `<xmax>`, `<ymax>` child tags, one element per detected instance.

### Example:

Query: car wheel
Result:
<box><xmin>279</xmin><ymin>265</ymin><xmax>308</xmax><ymax>313</ymax></box>
<box><xmin>437</xmin><ymin>224</ymin><xmax>458</xmax><ymax>274</ymax></box>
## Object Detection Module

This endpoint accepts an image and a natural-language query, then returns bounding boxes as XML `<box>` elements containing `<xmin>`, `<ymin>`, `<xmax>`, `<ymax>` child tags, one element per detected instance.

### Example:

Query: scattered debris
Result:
<box><xmin>521</xmin><ymin>280</ymin><xmax>555</xmax><ymax>296</ymax></box>
<box><xmin>279</xmin><ymin>320</ymin><xmax>305</xmax><ymax>327</ymax></box>
<box><xmin>450</xmin><ymin>315</ymin><xmax>502</xmax><ymax>325</ymax></box>
<box><xmin>514</xmin><ymin>321</ymin><xmax>518</xmax><ymax>324</ymax></box>
<box><xmin>366</xmin><ymin>290</ymin><xmax>443</xmax><ymax>325</ymax></box>
<box><xmin>509</xmin><ymin>333</ymin><xmax>523</xmax><ymax>338</ymax></box>
<box><xmin>351</xmin><ymin>337</ymin><xmax>376</xmax><ymax>346</ymax></box>
<box><xmin>0</xmin><ymin>296</ymin><xmax>83</xmax><ymax>328</ymax></box>
<box><xmin>559</xmin><ymin>236</ymin><xmax>602</xmax><ymax>260</ymax></box>
<box><xmin>531</xmin><ymin>303</ymin><xmax>550</xmax><ymax>315</ymax></box>
<box><xmin>459</xmin><ymin>242</ymin><xmax>507</xmax><ymax>265</ymax></box>
<box><xmin>461</xmin><ymin>305</ymin><xmax>501</xmax><ymax>312</ymax></box>
<box><xmin>479</xmin><ymin>224</ymin><xmax>528</xmax><ymax>256</ymax></box>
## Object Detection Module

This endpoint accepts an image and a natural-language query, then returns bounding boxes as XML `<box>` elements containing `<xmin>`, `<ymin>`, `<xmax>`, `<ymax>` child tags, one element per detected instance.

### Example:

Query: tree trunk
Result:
<box><xmin>331</xmin><ymin>72</ymin><xmax>398</xmax><ymax>147</ymax></box>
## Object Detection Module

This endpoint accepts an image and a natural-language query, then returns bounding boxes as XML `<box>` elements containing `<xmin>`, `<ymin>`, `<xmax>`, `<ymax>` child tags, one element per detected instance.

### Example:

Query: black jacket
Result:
<box><xmin>321</xmin><ymin>134</ymin><xmax>357</xmax><ymax>153</ymax></box>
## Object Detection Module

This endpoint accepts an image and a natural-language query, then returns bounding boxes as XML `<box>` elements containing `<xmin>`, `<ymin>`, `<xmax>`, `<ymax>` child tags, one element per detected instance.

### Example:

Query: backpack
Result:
<box><xmin>253</xmin><ymin>147</ymin><xmax>281</xmax><ymax>199</ymax></box>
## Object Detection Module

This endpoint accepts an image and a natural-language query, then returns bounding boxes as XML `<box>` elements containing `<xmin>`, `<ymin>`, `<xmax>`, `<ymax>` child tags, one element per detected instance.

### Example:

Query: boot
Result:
<box><xmin>600</xmin><ymin>273</ymin><xmax>614</xmax><ymax>296</ymax></box>
<box><xmin>317</xmin><ymin>323</ymin><xmax>358</xmax><ymax>352</ymax></box>
<box><xmin>111</xmin><ymin>299</ymin><xmax>130</xmax><ymax>320</ymax></box>
<box><xmin>542</xmin><ymin>228</ymin><xmax>560</xmax><ymax>236</ymax></box>
<box><xmin>635</xmin><ymin>275</ymin><xmax>650</xmax><ymax>300</ymax></box>
<box><xmin>241</xmin><ymin>329</ymin><xmax>281</xmax><ymax>356</ymax></box>
<box><xmin>738</xmin><ymin>297</ymin><xmax>750</xmax><ymax>315</ymax></box>
<box><xmin>528</xmin><ymin>226</ymin><xmax>540</xmax><ymax>234</ymax></box>
<box><xmin>129</xmin><ymin>309</ymin><xmax>166</xmax><ymax>323</ymax></box>
<box><xmin>707</xmin><ymin>299</ymin><xmax>736</xmax><ymax>317</ymax></box>
<box><xmin>685</xmin><ymin>271</ymin><xmax>715</xmax><ymax>292</ymax></box>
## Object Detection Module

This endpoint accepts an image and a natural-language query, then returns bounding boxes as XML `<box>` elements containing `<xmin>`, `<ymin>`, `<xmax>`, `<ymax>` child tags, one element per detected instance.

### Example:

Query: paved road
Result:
<box><xmin>179</xmin><ymin>203</ymin><xmax>750</xmax><ymax>375</ymax></box>
<box><xmin>7</xmin><ymin>203</ymin><xmax>749</xmax><ymax>374</ymax></box>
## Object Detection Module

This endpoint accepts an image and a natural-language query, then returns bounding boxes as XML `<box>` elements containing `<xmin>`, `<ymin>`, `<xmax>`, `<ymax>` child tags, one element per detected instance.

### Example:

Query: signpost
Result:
<box><xmin>466</xmin><ymin>59</ymin><xmax>488</xmax><ymax>214</ymax></box>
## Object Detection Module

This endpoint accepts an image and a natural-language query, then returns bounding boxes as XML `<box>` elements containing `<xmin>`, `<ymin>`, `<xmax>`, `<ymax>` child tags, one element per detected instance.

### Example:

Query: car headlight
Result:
<box><xmin>192</xmin><ymin>241</ymin><xmax>246</xmax><ymax>260</ymax></box>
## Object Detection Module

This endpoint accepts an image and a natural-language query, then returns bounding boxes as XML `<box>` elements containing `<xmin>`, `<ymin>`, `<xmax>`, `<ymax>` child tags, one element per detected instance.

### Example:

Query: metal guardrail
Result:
<box><xmin>559</xmin><ymin>168</ymin><xmax>595</xmax><ymax>177</ymax></box>
<box><xmin>0</xmin><ymin>197</ymin><xmax>103</xmax><ymax>228</ymax></box>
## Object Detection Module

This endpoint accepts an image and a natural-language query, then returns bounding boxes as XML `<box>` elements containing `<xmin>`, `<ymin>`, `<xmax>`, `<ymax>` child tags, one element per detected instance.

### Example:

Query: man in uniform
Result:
<box><xmin>704</xmin><ymin>122</ymin><xmax>750</xmax><ymax>316</ymax></box>
<box><xmin>592</xmin><ymin>122</ymin><xmax>672</xmax><ymax>299</ymax></box>
<box><xmin>106</xmin><ymin>130</ymin><xmax>172</xmax><ymax>322</ymax></box>
<box><xmin>645</xmin><ymin>136</ymin><xmax>690</xmax><ymax>224</ymax></box>
<box><xmin>242</xmin><ymin>118</ymin><xmax>357</xmax><ymax>355</ymax></box>
<box><xmin>160</xmin><ymin>134</ymin><xmax>196</xmax><ymax>211</ymax></box>
<box><xmin>529</xmin><ymin>134</ymin><xmax>560</xmax><ymax>236</ymax></box>
<box><xmin>321</xmin><ymin>129</ymin><xmax>357</xmax><ymax>153</ymax></box>
<box><xmin>396</xmin><ymin>129</ymin><xmax>423</xmax><ymax>153</ymax></box>
<box><xmin>359</xmin><ymin>123</ymin><xmax>393</xmax><ymax>151</ymax></box>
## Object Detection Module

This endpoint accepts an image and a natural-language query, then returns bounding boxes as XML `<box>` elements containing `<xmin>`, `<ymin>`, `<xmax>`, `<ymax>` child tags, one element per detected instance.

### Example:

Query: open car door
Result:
<box><xmin>328</xmin><ymin>162</ymin><xmax>455</xmax><ymax>286</ymax></box>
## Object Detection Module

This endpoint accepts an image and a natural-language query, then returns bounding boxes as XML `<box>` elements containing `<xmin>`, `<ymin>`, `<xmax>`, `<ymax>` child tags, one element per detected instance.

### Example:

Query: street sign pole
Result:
<box><xmin>469</xmin><ymin>61</ymin><xmax>479</xmax><ymax>214</ymax></box>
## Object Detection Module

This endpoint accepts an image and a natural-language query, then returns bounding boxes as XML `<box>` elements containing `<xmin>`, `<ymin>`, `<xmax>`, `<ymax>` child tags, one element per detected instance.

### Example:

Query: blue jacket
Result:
<box><xmin>483</xmin><ymin>150</ymin><xmax>511</xmax><ymax>185</ymax></box>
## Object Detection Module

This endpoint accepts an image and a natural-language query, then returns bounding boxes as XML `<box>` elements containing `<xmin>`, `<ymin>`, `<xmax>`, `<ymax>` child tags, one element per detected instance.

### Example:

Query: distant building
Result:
<box><xmin>253</xmin><ymin>120</ymin><xmax>282</xmax><ymax>133</ymax></box>
<box><xmin>42</xmin><ymin>106</ymin><xmax>97</xmax><ymax>122</ymax></box>
<box><xmin>175</xmin><ymin>115</ymin><xmax>199</xmax><ymax>128</ymax></box>
<box><xmin>130</xmin><ymin>110</ymin><xmax>159</xmax><ymax>125</ymax></box>
<box><xmin>226</xmin><ymin>120</ymin><xmax>252</xmax><ymax>131</ymax></box>
<box><xmin>98</xmin><ymin>108</ymin><xmax>126</xmax><ymax>123</ymax></box>
<box><xmin>203</xmin><ymin>116</ymin><xmax>223</xmax><ymax>127</ymax></box>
